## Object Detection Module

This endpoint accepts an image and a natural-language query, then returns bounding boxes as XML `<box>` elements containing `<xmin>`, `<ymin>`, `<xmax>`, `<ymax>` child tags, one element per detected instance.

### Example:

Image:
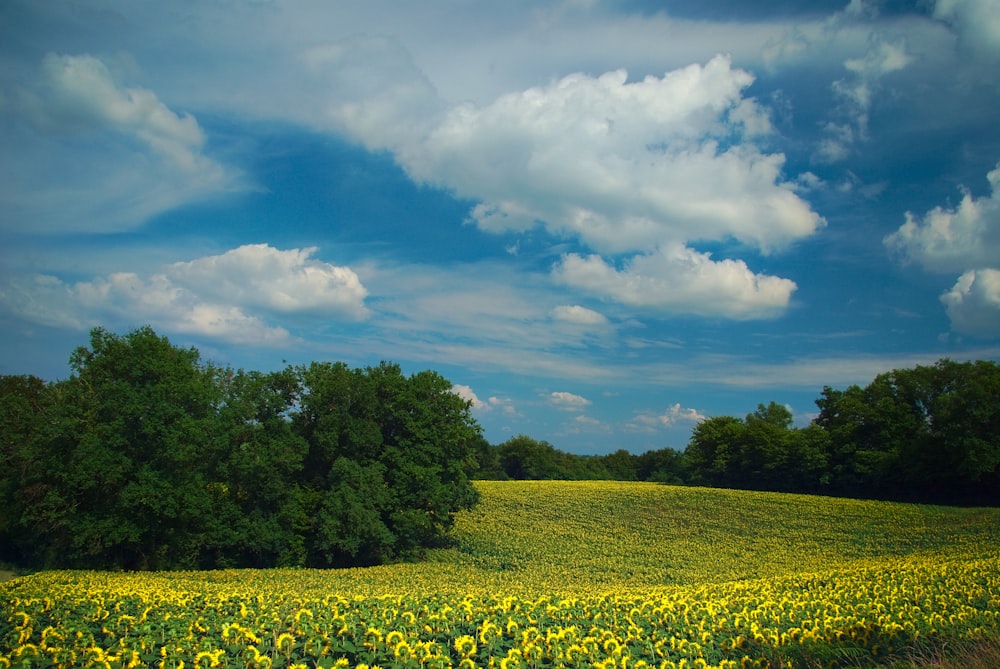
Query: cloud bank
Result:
<box><xmin>317</xmin><ymin>51</ymin><xmax>822</xmax><ymax>320</ymax></box>
<box><xmin>0</xmin><ymin>244</ymin><xmax>368</xmax><ymax>344</ymax></box>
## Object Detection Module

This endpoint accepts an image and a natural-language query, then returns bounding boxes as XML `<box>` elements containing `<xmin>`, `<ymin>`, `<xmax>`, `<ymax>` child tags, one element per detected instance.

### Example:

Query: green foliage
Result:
<box><xmin>294</xmin><ymin>361</ymin><xmax>481</xmax><ymax>566</ymax></box>
<box><xmin>477</xmin><ymin>361</ymin><xmax>999</xmax><ymax>508</ymax></box>
<box><xmin>0</xmin><ymin>326</ymin><xmax>483</xmax><ymax>571</ymax></box>
<box><xmin>681</xmin><ymin>360</ymin><xmax>1000</xmax><ymax>504</ymax></box>
<box><xmin>814</xmin><ymin>359</ymin><xmax>1000</xmax><ymax>504</ymax></box>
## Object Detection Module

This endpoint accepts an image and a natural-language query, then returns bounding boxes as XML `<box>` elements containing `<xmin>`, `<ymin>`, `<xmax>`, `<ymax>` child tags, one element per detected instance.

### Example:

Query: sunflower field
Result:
<box><xmin>3</xmin><ymin>481</ymin><xmax>1000</xmax><ymax>668</ymax></box>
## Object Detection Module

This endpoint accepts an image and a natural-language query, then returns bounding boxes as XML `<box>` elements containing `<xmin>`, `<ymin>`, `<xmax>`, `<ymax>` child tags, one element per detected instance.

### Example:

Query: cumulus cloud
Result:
<box><xmin>166</xmin><ymin>244</ymin><xmax>370</xmax><ymax>320</ymax></box>
<box><xmin>301</xmin><ymin>35</ymin><xmax>442</xmax><ymax>153</ymax></box>
<box><xmin>0</xmin><ymin>271</ymin><xmax>289</xmax><ymax>345</ymax></box>
<box><xmin>0</xmin><ymin>53</ymin><xmax>239</xmax><ymax>234</ymax></box>
<box><xmin>487</xmin><ymin>396</ymin><xmax>519</xmax><ymax>416</ymax></box>
<box><xmin>627</xmin><ymin>403</ymin><xmax>707</xmax><ymax>432</ymax></box>
<box><xmin>563</xmin><ymin>414</ymin><xmax>612</xmax><ymax>436</ymax></box>
<box><xmin>941</xmin><ymin>269</ymin><xmax>1000</xmax><ymax>337</ymax></box>
<box><xmin>0</xmin><ymin>244</ymin><xmax>367</xmax><ymax>344</ymax></box>
<box><xmin>398</xmin><ymin>56</ymin><xmax>820</xmax><ymax>255</ymax></box>
<box><xmin>553</xmin><ymin>244</ymin><xmax>797</xmax><ymax>319</ymax></box>
<box><xmin>549</xmin><ymin>391</ymin><xmax>592</xmax><ymax>411</ymax></box>
<box><xmin>884</xmin><ymin>161</ymin><xmax>1000</xmax><ymax>273</ymax></box>
<box><xmin>445</xmin><ymin>384</ymin><xmax>520</xmax><ymax>415</ymax></box>
<box><xmin>318</xmin><ymin>53</ymin><xmax>820</xmax><ymax>320</ymax></box>
<box><xmin>886</xmin><ymin>161</ymin><xmax>1000</xmax><ymax>337</ymax></box>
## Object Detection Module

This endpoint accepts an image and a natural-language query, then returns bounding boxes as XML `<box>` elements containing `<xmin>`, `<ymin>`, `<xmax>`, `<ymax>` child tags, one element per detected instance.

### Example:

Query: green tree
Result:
<box><xmin>497</xmin><ymin>435</ymin><xmax>572</xmax><ymax>479</ymax></box>
<box><xmin>684</xmin><ymin>416</ymin><xmax>746</xmax><ymax>488</ymax></box>
<box><xmin>293</xmin><ymin>361</ymin><xmax>481</xmax><ymax>565</ymax></box>
<box><xmin>469</xmin><ymin>435</ymin><xmax>507</xmax><ymax>479</ymax></box>
<box><xmin>0</xmin><ymin>376</ymin><xmax>59</xmax><ymax>564</ymax></box>
<box><xmin>684</xmin><ymin>403</ymin><xmax>827</xmax><ymax>494</ymax></box>
<box><xmin>7</xmin><ymin>327</ymin><xmax>224</xmax><ymax>568</ymax></box>
<box><xmin>599</xmin><ymin>449</ymin><xmax>638</xmax><ymax>481</ymax></box>
<box><xmin>742</xmin><ymin>402</ymin><xmax>794</xmax><ymax>491</ymax></box>
<box><xmin>815</xmin><ymin>359</ymin><xmax>1000</xmax><ymax>503</ymax></box>
<box><xmin>211</xmin><ymin>368</ymin><xmax>309</xmax><ymax>567</ymax></box>
<box><xmin>635</xmin><ymin>448</ymin><xmax>687</xmax><ymax>484</ymax></box>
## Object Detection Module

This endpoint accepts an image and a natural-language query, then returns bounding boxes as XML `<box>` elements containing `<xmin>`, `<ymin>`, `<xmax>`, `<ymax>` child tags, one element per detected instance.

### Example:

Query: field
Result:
<box><xmin>3</xmin><ymin>480</ymin><xmax>1000</xmax><ymax>668</ymax></box>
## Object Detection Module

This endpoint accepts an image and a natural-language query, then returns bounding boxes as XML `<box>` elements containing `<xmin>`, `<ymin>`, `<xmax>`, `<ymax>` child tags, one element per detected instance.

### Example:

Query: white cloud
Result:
<box><xmin>317</xmin><ymin>52</ymin><xmax>819</xmax><ymax>321</ymax></box>
<box><xmin>550</xmin><ymin>304</ymin><xmax>607</xmax><ymax>325</ymax></box>
<box><xmin>884</xmin><ymin>158</ymin><xmax>1000</xmax><ymax>339</ymax></box>
<box><xmin>166</xmin><ymin>244</ymin><xmax>370</xmax><ymax>320</ymax></box>
<box><xmin>487</xmin><ymin>396</ymin><xmax>519</xmax><ymax>416</ymax></box>
<box><xmin>0</xmin><ymin>244</ymin><xmax>366</xmax><ymax>344</ymax></box>
<box><xmin>553</xmin><ymin>244</ymin><xmax>797</xmax><ymax>320</ymax></box>
<box><xmin>549</xmin><ymin>391</ymin><xmax>592</xmax><ymax>411</ymax></box>
<box><xmin>0</xmin><ymin>53</ymin><xmax>240</xmax><ymax>234</ymax></box>
<box><xmin>385</xmin><ymin>56</ymin><xmax>821</xmax><ymax>256</ymax></box>
<box><xmin>561</xmin><ymin>413</ymin><xmax>612</xmax><ymax>435</ymax></box>
<box><xmin>0</xmin><ymin>271</ymin><xmax>289</xmax><ymax>345</ymax></box>
<box><xmin>627</xmin><ymin>403</ymin><xmax>707</xmax><ymax>432</ymax></box>
<box><xmin>941</xmin><ymin>269</ymin><xmax>1000</xmax><ymax>337</ymax></box>
<box><xmin>934</xmin><ymin>0</ymin><xmax>1000</xmax><ymax>56</ymax></box>
<box><xmin>819</xmin><ymin>38</ymin><xmax>912</xmax><ymax>162</ymax></box>
<box><xmin>446</xmin><ymin>385</ymin><xmax>519</xmax><ymax>415</ymax></box>
<box><xmin>301</xmin><ymin>35</ymin><xmax>442</xmax><ymax>153</ymax></box>
<box><xmin>451</xmin><ymin>383</ymin><xmax>486</xmax><ymax>409</ymax></box>
<box><xmin>884</xmin><ymin>161</ymin><xmax>1000</xmax><ymax>273</ymax></box>
<box><xmin>29</xmin><ymin>53</ymin><xmax>203</xmax><ymax>162</ymax></box>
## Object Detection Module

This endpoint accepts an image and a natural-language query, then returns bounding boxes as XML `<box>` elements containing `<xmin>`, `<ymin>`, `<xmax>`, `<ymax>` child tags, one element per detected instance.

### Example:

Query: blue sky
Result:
<box><xmin>2</xmin><ymin>0</ymin><xmax>999</xmax><ymax>454</ymax></box>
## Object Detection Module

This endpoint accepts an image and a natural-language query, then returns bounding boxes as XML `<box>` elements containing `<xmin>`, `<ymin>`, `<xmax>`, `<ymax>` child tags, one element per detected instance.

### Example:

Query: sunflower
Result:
<box><xmin>454</xmin><ymin>634</ymin><xmax>478</xmax><ymax>657</ymax></box>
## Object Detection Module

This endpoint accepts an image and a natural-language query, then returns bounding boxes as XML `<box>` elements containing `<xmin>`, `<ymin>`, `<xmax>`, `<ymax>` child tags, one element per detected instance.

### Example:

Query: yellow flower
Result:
<box><xmin>454</xmin><ymin>634</ymin><xmax>478</xmax><ymax>656</ymax></box>
<box><xmin>564</xmin><ymin>644</ymin><xmax>585</xmax><ymax>662</ymax></box>
<box><xmin>478</xmin><ymin>621</ymin><xmax>499</xmax><ymax>644</ymax></box>
<box><xmin>394</xmin><ymin>640</ymin><xmax>414</xmax><ymax>659</ymax></box>
<box><xmin>276</xmin><ymin>632</ymin><xmax>296</xmax><ymax>654</ymax></box>
<box><xmin>194</xmin><ymin>651</ymin><xmax>215</xmax><ymax>668</ymax></box>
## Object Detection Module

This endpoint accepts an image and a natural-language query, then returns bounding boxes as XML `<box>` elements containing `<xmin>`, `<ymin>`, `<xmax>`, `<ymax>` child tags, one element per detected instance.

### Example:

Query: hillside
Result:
<box><xmin>439</xmin><ymin>481</ymin><xmax>1000</xmax><ymax>591</ymax></box>
<box><xmin>3</xmin><ymin>481</ymin><xmax>1000</xmax><ymax>668</ymax></box>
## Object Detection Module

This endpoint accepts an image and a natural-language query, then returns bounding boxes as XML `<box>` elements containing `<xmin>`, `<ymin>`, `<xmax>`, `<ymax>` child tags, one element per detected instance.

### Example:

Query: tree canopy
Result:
<box><xmin>0</xmin><ymin>326</ymin><xmax>482</xmax><ymax>570</ymax></box>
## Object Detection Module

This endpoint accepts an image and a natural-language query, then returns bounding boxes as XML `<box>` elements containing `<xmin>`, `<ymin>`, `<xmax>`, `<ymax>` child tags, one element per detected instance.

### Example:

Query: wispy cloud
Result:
<box><xmin>626</xmin><ymin>403</ymin><xmax>707</xmax><ymax>433</ymax></box>
<box><xmin>1</xmin><ymin>53</ymin><xmax>242</xmax><ymax>234</ymax></box>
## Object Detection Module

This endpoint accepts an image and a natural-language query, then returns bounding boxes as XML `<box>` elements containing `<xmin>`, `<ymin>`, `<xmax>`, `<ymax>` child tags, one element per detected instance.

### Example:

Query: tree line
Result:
<box><xmin>2</xmin><ymin>326</ymin><xmax>998</xmax><ymax>571</ymax></box>
<box><xmin>480</xmin><ymin>359</ymin><xmax>1000</xmax><ymax>507</ymax></box>
<box><xmin>0</xmin><ymin>326</ymin><xmax>482</xmax><ymax>571</ymax></box>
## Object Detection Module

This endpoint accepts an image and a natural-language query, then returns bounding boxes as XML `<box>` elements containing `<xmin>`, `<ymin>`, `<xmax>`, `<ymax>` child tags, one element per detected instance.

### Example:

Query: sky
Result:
<box><xmin>1</xmin><ymin>0</ymin><xmax>999</xmax><ymax>455</ymax></box>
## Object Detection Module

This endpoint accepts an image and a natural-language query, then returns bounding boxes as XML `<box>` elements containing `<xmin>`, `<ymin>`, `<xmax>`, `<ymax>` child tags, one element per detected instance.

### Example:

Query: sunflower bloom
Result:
<box><xmin>454</xmin><ymin>635</ymin><xmax>478</xmax><ymax>657</ymax></box>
